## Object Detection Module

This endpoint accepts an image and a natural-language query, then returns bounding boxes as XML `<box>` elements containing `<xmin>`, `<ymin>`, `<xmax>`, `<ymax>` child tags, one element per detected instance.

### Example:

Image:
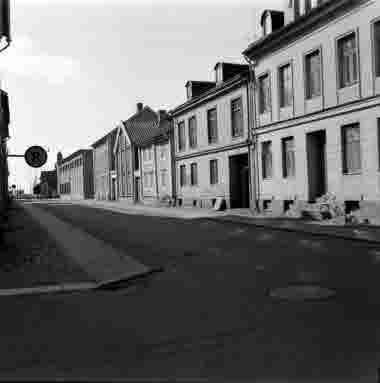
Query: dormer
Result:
<box><xmin>283</xmin><ymin>0</ymin><xmax>326</xmax><ymax>25</ymax></box>
<box><xmin>214</xmin><ymin>62</ymin><xmax>249</xmax><ymax>85</ymax></box>
<box><xmin>185</xmin><ymin>81</ymin><xmax>215</xmax><ymax>100</ymax></box>
<box><xmin>260</xmin><ymin>10</ymin><xmax>285</xmax><ymax>37</ymax></box>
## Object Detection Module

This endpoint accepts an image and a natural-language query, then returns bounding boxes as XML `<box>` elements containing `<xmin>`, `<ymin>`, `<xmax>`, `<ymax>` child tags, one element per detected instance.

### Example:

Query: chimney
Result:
<box><xmin>136</xmin><ymin>102</ymin><xmax>143</xmax><ymax>113</ymax></box>
<box><xmin>57</xmin><ymin>152</ymin><xmax>63</xmax><ymax>165</ymax></box>
<box><xmin>157</xmin><ymin>109</ymin><xmax>167</xmax><ymax>125</ymax></box>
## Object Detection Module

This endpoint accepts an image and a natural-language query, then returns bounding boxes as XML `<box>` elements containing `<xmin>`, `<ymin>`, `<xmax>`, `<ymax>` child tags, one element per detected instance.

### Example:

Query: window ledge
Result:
<box><xmin>343</xmin><ymin>171</ymin><xmax>362</xmax><ymax>176</ymax></box>
<box><xmin>262</xmin><ymin>177</ymin><xmax>273</xmax><ymax>181</ymax></box>
<box><xmin>338</xmin><ymin>82</ymin><xmax>359</xmax><ymax>91</ymax></box>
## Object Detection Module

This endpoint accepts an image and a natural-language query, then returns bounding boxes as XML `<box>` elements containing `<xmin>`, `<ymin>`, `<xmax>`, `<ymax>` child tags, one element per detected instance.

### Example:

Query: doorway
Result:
<box><xmin>306</xmin><ymin>130</ymin><xmax>326</xmax><ymax>202</ymax></box>
<box><xmin>111</xmin><ymin>178</ymin><xmax>117</xmax><ymax>200</ymax></box>
<box><xmin>134</xmin><ymin>177</ymin><xmax>141</xmax><ymax>202</ymax></box>
<box><xmin>229</xmin><ymin>153</ymin><xmax>250</xmax><ymax>209</ymax></box>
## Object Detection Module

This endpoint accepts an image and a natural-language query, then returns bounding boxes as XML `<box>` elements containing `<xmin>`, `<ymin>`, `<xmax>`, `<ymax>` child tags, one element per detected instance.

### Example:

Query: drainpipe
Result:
<box><xmin>243</xmin><ymin>53</ymin><xmax>260</xmax><ymax>212</ymax></box>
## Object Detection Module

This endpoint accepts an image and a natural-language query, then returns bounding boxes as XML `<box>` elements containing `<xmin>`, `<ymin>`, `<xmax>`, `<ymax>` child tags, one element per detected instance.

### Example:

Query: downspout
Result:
<box><xmin>243</xmin><ymin>53</ymin><xmax>260</xmax><ymax>212</ymax></box>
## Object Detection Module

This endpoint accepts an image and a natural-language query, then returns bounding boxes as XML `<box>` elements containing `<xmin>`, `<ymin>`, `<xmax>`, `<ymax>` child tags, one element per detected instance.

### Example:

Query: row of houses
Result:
<box><xmin>0</xmin><ymin>0</ymin><xmax>11</xmax><ymax>216</ymax></box>
<box><xmin>56</xmin><ymin>0</ymin><xmax>380</xmax><ymax>217</ymax></box>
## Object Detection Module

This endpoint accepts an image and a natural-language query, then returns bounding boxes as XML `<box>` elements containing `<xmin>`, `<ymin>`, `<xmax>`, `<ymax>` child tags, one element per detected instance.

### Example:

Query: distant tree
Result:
<box><xmin>33</xmin><ymin>184</ymin><xmax>41</xmax><ymax>195</ymax></box>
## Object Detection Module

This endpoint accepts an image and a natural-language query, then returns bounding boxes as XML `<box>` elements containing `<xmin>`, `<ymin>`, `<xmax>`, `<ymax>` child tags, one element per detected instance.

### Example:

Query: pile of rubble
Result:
<box><xmin>286</xmin><ymin>193</ymin><xmax>375</xmax><ymax>226</ymax></box>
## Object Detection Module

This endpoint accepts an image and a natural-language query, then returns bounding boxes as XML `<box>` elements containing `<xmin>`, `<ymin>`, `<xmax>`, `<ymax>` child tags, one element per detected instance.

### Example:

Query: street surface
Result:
<box><xmin>1</xmin><ymin>201</ymin><xmax>380</xmax><ymax>381</ymax></box>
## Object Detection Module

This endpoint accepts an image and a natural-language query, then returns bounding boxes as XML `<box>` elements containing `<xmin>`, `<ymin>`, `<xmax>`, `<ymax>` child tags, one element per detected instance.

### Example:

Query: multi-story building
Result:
<box><xmin>39</xmin><ymin>170</ymin><xmax>57</xmax><ymax>198</ymax></box>
<box><xmin>0</xmin><ymin>1</ymin><xmax>11</xmax><ymax>215</ymax></box>
<box><xmin>113</xmin><ymin>103</ymin><xmax>174</xmax><ymax>204</ymax></box>
<box><xmin>170</xmin><ymin>62</ymin><xmax>251</xmax><ymax>209</ymax></box>
<box><xmin>243</xmin><ymin>0</ymin><xmax>380</xmax><ymax>216</ymax></box>
<box><xmin>91</xmin><ymin>128</ymin><xmax>118</xmax><ymax>201</ymax></box>
<box><xmin>56</xmin><ymin>149</ymin><xmax>94</xmax><ymax>200</ymax></box>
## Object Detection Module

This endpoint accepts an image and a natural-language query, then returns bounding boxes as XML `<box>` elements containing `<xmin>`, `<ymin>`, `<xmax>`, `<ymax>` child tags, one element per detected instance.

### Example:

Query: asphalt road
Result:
<box><xmin>1</xmin><ymin>202</ymin><xmax>380</xmax><ymax>381</ymax></box>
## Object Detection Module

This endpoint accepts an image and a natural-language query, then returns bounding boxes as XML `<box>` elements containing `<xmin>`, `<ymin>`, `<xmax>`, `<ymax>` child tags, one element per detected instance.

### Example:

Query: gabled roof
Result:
<box><xmin>60</xmin><ymin>149</ymin><xmax>92</xmax><ymax>165</ymax></box>
<box><xmin>243</xmin><ymin>0</ymin><xmax>357</xmax><ymax>59</ymax></box>
<box><xmin>122</xmin><ymin>106</ymin><xmax>159</xmax><ymax>146</ymax></box>
<box><xmin>91</xmin><ymin>127</ymin><xmax>118</xmax><ymax>148</ymax></box>
<box><xmin>113</xmin><ymin>106</ymin><xmax>172</xmax><ymax>152</ymax></box>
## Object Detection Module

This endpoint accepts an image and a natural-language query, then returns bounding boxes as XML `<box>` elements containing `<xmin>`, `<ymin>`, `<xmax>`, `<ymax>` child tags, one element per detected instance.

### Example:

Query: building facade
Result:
<box><xmin>0</xmin><ymin>1</ymin><xmax>11</xmax><ymax>216</ymax></box>
<box><xmin>91</xmin><ymin>128</ymin><xmax>117</xmax><ymax>201</ymax></box>
<box><xmin>56</xmin><ymin>149</ymin><xmax>94</xmax><ymax>200</ymax></box>
<box><xmin>113</xmin><ymin>104</ymin><xmax>174</xmax><ymax>204</ymax></box>
<box><xmin>243</xmin><ymin>0</ymin><xmax>380</xmax><ymax>216</ymax></box>
<box><xmin>39</xmin><ymin>170</ymin><xmax>58</xmax><ymax>198</ymax></box>
<box><xmin>171</xmin><ymin>62</ymin><xmax>251</xmax><ymax>209</ymax></box>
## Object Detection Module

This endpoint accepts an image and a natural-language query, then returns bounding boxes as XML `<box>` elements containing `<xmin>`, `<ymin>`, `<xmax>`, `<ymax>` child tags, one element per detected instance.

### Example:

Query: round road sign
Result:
<box><xmin>24</xmin><ymin>146</ymin><xmax>48</xmax><ymax>168</ymax></box>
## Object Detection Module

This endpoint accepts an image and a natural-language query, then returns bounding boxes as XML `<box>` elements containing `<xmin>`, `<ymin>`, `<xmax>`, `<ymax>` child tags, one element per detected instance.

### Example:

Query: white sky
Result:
<box><xmin>6</xmin><ymin>0</ymin><xmax>283</xmax><ymax>192</ymax></box>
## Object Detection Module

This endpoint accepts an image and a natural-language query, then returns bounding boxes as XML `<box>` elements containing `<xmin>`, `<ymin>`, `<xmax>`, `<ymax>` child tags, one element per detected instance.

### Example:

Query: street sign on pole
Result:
<box><xmin>24</xmin><ymin>146</ymin><xmax>47</xmax><ymax>168</ymax></box>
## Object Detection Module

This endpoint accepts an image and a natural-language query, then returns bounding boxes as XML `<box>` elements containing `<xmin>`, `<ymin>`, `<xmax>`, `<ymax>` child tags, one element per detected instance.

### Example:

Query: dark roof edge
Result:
<box><xmin>171</xmin><ymin>74</ymin><xmax>248</xmax><ymax>116</ymax></box>
<box><xmin>60</xmin><ymin>149</ymin><xmax>92</xmax><ymax>164</ymax></box>
<box><xmin>91</xmin><ymin>128</ymin><xmax>117</xmax><ymax>148</ymax></box>
<box><xmin>243</xmin><ymin>0</ymin><xmax>361</xmax><ymax>58</ymax></box>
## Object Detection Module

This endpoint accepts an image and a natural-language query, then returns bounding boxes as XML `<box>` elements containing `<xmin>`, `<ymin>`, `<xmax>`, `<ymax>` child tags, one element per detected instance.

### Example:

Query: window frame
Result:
<box><xmin>207</xmin><ymin>107</ymin><xmax>218</xmax><ymax>145</ymax></box>
<box><xmin>179</xmin><ymin>164</ymin><xmax>186</xmax><ymax>187</ymax></box>
<box><xmin>188</xmin><ymin>115</ymin><xmax>197</xmax><ymax>149</ymax></box>
<box><xmin>304</xmin><ymin>47</ymin><xmax>322</xmax><ymax>100</ymax></box>
<box><xmin>209</xmin><ymin>159</ymin><xmax>219</xmax><ymax>185</ymax></box>
<box><xmin>336</xmin><ymin>30</ymin><xmax>359</xmax><ymax>89</ymax></box>
<box><xmin>278</xmin><ymin>62</ymin><xmax>293</xmax><ymax>109</ymax></box>
<box><xmin>190</xmin><ymin>162</ymin><xmax>198</xmax><ymax>186</ymax></box>
<box><xmin>258</xmin><ymin>72</ymin><xmax>271</xmax><ymax>115</ymax></box>
<box><xmin>282</xmin><ymin>136</ymin><xmax>296</xmax><ymax>178</ymax></box>
<box><xmin>261</xmin><ymin>141</ymin><xmax>273</xmax><ymax>180</ymax></box>
<box><xmin>231</xmin><ymin>97</ymin><xmax>244</xmax><ymax>138</ymax></box>
<box><xmin>178</xmin><ymin>121</ymin><xmax>186</xmax><ymax>152</ymax></box>
<box><xmin>341</xmin><ymin>122</ymin><xmax>361</xmax><ymax>175</ymax></box>
<box><xmin>372</xmin><ymin>17</ymin><xmax>380</xmax><ymax>80</ymax></box>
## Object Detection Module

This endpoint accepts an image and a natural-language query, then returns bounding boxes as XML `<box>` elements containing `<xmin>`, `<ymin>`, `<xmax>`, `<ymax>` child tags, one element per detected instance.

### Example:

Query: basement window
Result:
<box><xmin>345</xmin><ymin>200</ymin><xmax>360</xmax><ymax>214</ymax></box>
<box><xmin>284</xmin><ymin>200</ymin><xmax>293</xmax><ymax>212</ymax></box>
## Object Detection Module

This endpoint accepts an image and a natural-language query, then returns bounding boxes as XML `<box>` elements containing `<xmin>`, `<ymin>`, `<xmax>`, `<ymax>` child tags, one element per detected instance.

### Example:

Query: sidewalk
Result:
<box><xmin>214</xmin><ymin>214</ymin><xmax>380</xmax><ymax>244</ymax></box>
<box><xmin>22</xmin><ymin>202</ymin><xmax>150</xmax><ymax>284</ymax></box>
<box><xmin>31</xmin><ymin>198</ymin><xmax>380</xmax><ymax>244</ymax></box>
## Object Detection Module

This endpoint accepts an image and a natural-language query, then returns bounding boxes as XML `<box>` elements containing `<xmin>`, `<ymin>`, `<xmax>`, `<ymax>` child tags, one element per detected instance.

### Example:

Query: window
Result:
<box><xmin>161</xmin><ymin>169</ymin><xmax>167</xmax><ymax>187</ymax></box>
<box><xmin>305</xmin><ymin>49</ymin><xmax>321</xmax><ymax>99</ymax></box>
<box><xmin>188</xmin><ymin>116</ymin><xmax>197</xmax><ymax>148</ymax></box>
<box><xmin>262</xmin><ymin>141</ymin><xmax>273</xmax><ymax>179</ymax></box>
<box><xmin>180</xmin><ymin>165</ymin><xmax>186</xmax><ymax>187</ymax></box>
<box><xmin>279</xmin><ymin>64</ymin><xmax>293</xmax><ymax>108</ymax></box>
<box><xmin>231</xmin><ymin>98</ymin><xmax>243</xmax><ymax>137</ymax></box>
<box><xmin>190</xmin><ymin>163</ymin><xmax>198</xmax><ymax>186</ymax></box>
<box><xmin>305</xmin><ymin>0</ymin><xmax>320</xmax><ymax>12</ymax></box>
<box><xmin>160</xmin><ymin>145</ymin><xmax>166</xmax><ymax>159</ymax></box>
<box><xmin>207</xmin><ymin>108</ymin><xmax>218</xmax><ymax>144</ymax></box>
<box><xmin>210</xmin><ymin>159</ymin><xmax>218</xmax><ymax>185</ymax></box>
<box><xmin>378</xmin><ymin>119</ymin><xmax>380</xmax><ymax>169</ymax></box>
<box><xmin>282</xmin><ymin>137</ymin><xmax>295</xmax><ymax>178</ymax></box>
<box><xmin>178</xmin><ymin>121</ymin><xmax>186</xmax><ymax>151</ymax></box>
<box><xmin>374</xmin><ymin>21</ymin><xmax>380</xmax><ymax>78</ymax></box>
<box><xmin>259</xmin><ymin>74</ymin><xmax>271</xmax><ymax>114</ymax></box>
<box><xmin>342</xmin><ymin>123</ymin><xmax>361</xmax><ymax>173</ymax></box>
<box><xmin>338</xmin><ymin>32</ymin><xmax>358</xmax><ymax>88</ymax></box>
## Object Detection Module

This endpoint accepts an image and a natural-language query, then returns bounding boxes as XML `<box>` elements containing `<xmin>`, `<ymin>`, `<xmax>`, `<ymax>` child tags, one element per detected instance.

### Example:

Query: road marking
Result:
<box><xmin>0</xmin><ymin>282</ymin><xmax>97</xmax><ymax>297</ymax></box>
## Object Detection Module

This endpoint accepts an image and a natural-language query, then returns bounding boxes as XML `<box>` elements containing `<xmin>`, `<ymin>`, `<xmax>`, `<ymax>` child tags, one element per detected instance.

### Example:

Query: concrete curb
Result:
<box><xmin>0</xmin><ymin>267</ymin><xmax>165</xmax><ymax>297</ymax></box>
<box><xmin>212</xmin><ymin>216</ymin><xmax>380</xmax><ymax>245</ymax></box>
<box><xmin>20</xmin><ymin>202</ymin><xmax>150</xmax><ymax>283</ymax></box>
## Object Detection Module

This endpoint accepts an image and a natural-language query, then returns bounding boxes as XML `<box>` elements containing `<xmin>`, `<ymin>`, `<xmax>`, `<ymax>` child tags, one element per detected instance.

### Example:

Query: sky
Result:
<box><xmin>5</xmin><ymin>0</ymin><xmax>283</xmax><ymax>193</ymax></box>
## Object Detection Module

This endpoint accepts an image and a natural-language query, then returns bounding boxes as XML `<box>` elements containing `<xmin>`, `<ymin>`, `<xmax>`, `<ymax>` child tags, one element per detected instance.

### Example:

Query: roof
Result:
<box><xmin>120</xmin><ymin>106</ymin><xmax>172</xmax><ymax>148</ymax></box>
<box><xmin>91</xmin><ymin>127</ymin><xmax>118</xmax><ymax>148</ymax></box>
<box><xmin>243</xmin><ymin>0</ymin><xmax>356</xmax><ymax>59</ymax></box>
<box><xmin>260</xmin><ymin>9</ymin><xmax>284</xmax><ymax>27</ymax></box>
<box><xmin>185</xmin><ymin>80</ymin><xmax>215</xmax><ymax>87</ymax></box>
<box><xmin>171</xmin><ymin>74</ymin><xmax>248</xmax><ymax>116</ymax></box>
<box><xmin>60</xmin><ymin>149</ymin><xmax>92</xmax><ymax>165</ymax></box>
